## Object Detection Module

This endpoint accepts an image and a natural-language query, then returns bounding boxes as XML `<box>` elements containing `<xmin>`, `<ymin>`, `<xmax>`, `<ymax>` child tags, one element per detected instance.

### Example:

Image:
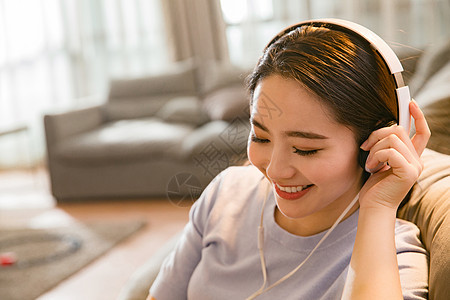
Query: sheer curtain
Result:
<box><xmin>2</xmin><ymin>0</ymin><xmax>448</xmax><ymax>168</ymax></box>
<box><xmin>160</xmin><ymin>0</ymin><xmax>229</xmax><ymax>82</ymax></box>
<box><xmin>0</xmin><ymin>0</ymin><xmax>169</xmax><ymax>168</ymax></box>
<box><xmin>221</xmin><ymin>0</ymin><xmax>450</xmax><ymax>68</ymax></box>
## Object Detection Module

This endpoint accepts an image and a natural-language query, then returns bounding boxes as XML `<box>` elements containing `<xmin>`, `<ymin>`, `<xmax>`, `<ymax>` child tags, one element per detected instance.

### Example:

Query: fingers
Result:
<box><xmin>357</xmin><ymin>100</ymin><xmax>430</xmax><ymax>209</ymax></box>
<box><xmin>360</xmin><ymin>122</ymin><xmax>423</xmax><ymax>177</ymax></box>
<box><xmin>360</xmin><ymin>124</ymin><xmax>414</xmax><ymax>156</ymax></box>
<box><xmin>369</xmin><ymin>148</ymin><xmax>421</xmax><ymax>179</ymax></box>
<box><xmin>364</xmin><ymin>133</ymin><xmax>418</xmax><ymax>173</ymax></box>
<box><xmin>410</xmin><ymin>99</ymin><xmax>431</xmax><ymax>156</ymax></box>
<box><xmin>360</xmin><ymin>100</ymin><xmax>430</xmax><ymax>160</ymax></box>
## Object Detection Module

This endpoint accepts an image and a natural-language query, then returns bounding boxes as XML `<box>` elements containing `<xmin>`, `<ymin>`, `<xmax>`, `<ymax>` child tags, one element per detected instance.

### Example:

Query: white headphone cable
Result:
<box><xmin>253</xmin><ymin>182</ymin><xmax>271</xmax><ymax>296</ymax></box>
<box><xmin>246</xmin><ymin>181</ymin><xmax>360</xmax><ymax>300</ymax></box>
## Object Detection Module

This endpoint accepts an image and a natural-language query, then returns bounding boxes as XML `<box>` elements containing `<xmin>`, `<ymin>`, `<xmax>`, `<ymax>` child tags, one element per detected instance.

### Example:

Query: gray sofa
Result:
<box><xmin>118</xmin><ymin>41</ymin><xmax>450</xmax><ymax>300</ymax></box>
<box><xmin>44</xmin><ymin>61</ymin><xmax>251</xmax><ymax>201</ymax></box>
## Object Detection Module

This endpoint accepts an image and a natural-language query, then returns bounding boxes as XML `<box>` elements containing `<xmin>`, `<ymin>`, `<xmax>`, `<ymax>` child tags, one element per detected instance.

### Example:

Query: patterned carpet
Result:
<box><xmin>0</xmin><ymin>220</ymin><xmax>146</xmax><ymax>300</ymax></box>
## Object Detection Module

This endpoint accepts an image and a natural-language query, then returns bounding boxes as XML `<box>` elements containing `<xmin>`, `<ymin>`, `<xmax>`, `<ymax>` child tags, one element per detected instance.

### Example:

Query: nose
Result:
<box><xmin>266</xmin><ymin>145</ymin><xmax>296</xmax><ymax>182</ymax></box>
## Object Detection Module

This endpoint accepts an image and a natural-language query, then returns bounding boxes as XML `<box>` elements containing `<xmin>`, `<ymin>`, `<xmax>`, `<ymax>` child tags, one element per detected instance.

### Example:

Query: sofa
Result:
<box><xmin>44</xmin><ymin>61</ymin><xmax>251</xmax><ymax>201</ymax></box>
<box><xmin>117</xmin><ymin>40</ymin><xmax>450</xmax><ymax>300</ymax></box>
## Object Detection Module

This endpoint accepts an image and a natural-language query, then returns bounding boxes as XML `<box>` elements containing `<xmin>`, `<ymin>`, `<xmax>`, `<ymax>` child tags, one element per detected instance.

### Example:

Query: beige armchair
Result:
<box><xmin>44</xmin><ymin>62</ymin><xmax>251</xmax><ymax>201</ymax></box>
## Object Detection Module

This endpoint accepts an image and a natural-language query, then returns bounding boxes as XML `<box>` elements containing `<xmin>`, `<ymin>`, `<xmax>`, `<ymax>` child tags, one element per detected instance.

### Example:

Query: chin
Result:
<box><xmin>275</xmin><ymin>198</ymin><xmax>316</xmax><ymax>219</ymax></box>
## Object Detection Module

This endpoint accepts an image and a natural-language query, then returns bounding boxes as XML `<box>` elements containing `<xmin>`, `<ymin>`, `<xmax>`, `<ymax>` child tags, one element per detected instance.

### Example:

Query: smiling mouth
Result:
<box><xmin>274</xmin><ymin>183</ymin><xmax>314</xmax><ymax>200</ymax></box>
<box><xmin>276</xmin><ymin>183</ymin><xmax>313</xmax><ymax>193</ymax></box>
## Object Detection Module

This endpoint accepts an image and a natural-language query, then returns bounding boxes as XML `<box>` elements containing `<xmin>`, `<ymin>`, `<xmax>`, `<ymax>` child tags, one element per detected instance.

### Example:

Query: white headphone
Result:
<box><xmin>265</xmin><ymin>18</ymin><xmax>411</xmax><ymax>132</ymax></box>
<box><xmin>246</xmin><ymin>19</ymin><xmax>411</xmax><ymax>299</ymax></box>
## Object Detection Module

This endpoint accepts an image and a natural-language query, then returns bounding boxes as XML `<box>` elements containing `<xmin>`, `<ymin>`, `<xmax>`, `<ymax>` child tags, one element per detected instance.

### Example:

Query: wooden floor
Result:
<box><xmin>0</xmin><ymin>167</ymin><xmax>192</xmax><ymax>300</ymax></box>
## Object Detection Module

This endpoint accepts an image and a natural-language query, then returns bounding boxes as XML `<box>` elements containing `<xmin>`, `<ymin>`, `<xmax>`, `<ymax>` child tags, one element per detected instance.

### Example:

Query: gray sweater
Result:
<box><xmin>150</xmin><ymin>165</ymin><xmax>428</xmax><ymax>299</ymax></box>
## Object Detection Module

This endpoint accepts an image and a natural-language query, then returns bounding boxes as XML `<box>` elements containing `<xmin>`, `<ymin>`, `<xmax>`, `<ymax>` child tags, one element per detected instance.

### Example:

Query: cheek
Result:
<box><xmin>299</xmin><ymin>151</ymin><xmax>362</xmax><ymax>185</ymax></box>
<box><xmin>247</xmin><ymin>140</ymin><xmax>272</xmax><ymax>175</ymax></box>
<box><xmin>310</xmin><ymin>150</ymin><xmax>361</xmax><ymax>185</ymax></box>
<box><xmin>247</xmin><ymin>141</ymin><xmax>262</xmax><ymax>168</ymax></box>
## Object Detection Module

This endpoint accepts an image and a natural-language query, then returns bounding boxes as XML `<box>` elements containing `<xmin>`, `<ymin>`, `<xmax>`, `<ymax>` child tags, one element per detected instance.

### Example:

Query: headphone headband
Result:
<box><xmin>267</xmin><ymin>19</ymin><xmax>404</xmax><ymax>75</ymax></box>
<box><xmin>265</xmin><ymin>18</ymin><xmax>411</xmax><ymax>131</ymax></box>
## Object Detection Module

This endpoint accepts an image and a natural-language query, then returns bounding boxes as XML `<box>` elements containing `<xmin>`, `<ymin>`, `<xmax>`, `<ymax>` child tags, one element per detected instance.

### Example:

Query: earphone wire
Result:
<box><xmin>246</xmin><ymin>181</ymin><xmax>360</xmax><ymax>300</ymax></box>
<box><xmin>253</xmin><ymin>182</ymin><xmax>271</xmax><ymax>296</ymax></box>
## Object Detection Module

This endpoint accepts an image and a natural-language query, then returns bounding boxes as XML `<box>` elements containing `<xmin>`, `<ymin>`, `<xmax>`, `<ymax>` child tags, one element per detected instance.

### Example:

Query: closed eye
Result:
<box><xmin>250</xmin><ymin>134</ymin><xmax>270</xmax><ymax>143</ymax></box>
<box><xmin>293</xmin><ymin>147</ymin><xmax>319</xmax><ymax>156</ymax></box>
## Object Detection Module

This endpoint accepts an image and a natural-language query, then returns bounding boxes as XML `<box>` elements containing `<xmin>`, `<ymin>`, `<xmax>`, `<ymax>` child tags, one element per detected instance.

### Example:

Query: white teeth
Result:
<box><xmin>276</xmin><ymin>183</ymin><xmax>311</xmax><ymax>193</ymax></box>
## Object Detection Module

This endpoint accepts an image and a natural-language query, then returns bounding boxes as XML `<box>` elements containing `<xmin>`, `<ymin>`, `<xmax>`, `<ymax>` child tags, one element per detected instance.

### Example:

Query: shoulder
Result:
<box><xmin>200</xmin><ymin>165</ymin><xmax>265</xmax><ymax>201</ymax></box>
<box><xmin>214</xmin><ymin>165</ymin><xmax>265</xmax><ymax>186</ymax></box>
<box><xmin>204</xmin><ymin>164</ymin><xmax>266</xmax><ymax>208</ymax></box>
<box><xmin>190</xmin><ymin>165</ymin><xmax>265</xmax><ymax>221</ymax></box>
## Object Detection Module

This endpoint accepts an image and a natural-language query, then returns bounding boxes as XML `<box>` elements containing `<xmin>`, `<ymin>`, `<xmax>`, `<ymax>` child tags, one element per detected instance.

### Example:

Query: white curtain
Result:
<box><xmin>221</xmin><ymin>0</ymin><xmax>450</xmax><ymax>68</ymax></box>
<box><xmin>1</xmin><ymin>0</ymin><xmax>448</xmax><ymax>169</ymax></box>
<box><xmin>161</xmin><ymin>0</ymin><xmax>229</xmax><ymax>82</ymax></box>
<box><xmin>0</xmin><ymin>0</ymin><xmax>169</xmax><ymax>168</ymax></box>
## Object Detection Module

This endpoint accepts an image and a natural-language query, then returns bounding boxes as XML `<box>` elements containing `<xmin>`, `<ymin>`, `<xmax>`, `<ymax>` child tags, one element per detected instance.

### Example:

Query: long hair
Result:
<box><xmin>247</xmin><ymin>25</ymin><xmax>398</xmax><ymax>147</ymax></box>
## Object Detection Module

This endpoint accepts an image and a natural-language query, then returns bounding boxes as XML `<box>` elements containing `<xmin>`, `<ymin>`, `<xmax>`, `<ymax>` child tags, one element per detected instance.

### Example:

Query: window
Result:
<box><xmin>0</xmin><ymin>0</ymin><xmax>169</xmax><ymax>168</ymax></box>
<box><xmin>220</xmin><ymin>0</ymin><xmax>450</xmax><ymax>68</ymax></box>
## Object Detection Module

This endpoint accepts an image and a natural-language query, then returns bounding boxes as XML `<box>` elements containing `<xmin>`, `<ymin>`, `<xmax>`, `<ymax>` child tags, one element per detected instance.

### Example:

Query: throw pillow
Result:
<box><xmin>202</xmin><ymin>85</ymin><xmax>250</xmax><ymax>121</ymax></box>
<box><xmin>155</xmin><ymin>96</ymin><xmax>210</xmax><ymax>126</ymax></box>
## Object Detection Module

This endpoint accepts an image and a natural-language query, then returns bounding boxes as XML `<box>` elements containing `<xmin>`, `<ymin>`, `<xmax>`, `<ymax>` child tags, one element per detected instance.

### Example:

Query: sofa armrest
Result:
<box><xmin>397</xmin><ymin>148</ymin><xmax>450</xmax><ymax>299</ymax></box>
<box><xmin>44</xmin><ymin>105</ymin><xmax>105</xmax><ymax>150</ymax></box>
<box><xmin>117</xmin><ymin>232</ymin><xmax>182</xmax><ymax>300</ymax></box>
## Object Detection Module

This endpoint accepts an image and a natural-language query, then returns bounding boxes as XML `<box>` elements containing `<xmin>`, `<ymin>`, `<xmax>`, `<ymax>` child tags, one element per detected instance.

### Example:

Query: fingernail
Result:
<box><xmin>365</xmin><ymin>159</ymin><xmax>373</xmax><ymax>173</ymax></box>
<box><xmin>360</xmin><ymin>140</ymin><xmax>368</xmax><ymax>150</ymax></box>
<box><xmin>366</xmin><ymin>162</ymin><xmax>385</xmax><ymax>174</ymax></box>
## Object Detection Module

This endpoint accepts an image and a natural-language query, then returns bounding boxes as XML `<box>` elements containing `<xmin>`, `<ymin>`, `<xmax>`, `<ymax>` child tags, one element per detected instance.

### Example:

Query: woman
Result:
<box><xmin>148</xmin><ymin>21</ymin><xmax>430</xmax><ymax>299</ymax></box>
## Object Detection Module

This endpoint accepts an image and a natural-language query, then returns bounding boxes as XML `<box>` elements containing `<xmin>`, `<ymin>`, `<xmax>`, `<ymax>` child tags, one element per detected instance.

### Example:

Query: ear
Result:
<box><xmin>358</xmin><ymin>148</ymin><xmax>369</xmax><ymax>170</ymax></box>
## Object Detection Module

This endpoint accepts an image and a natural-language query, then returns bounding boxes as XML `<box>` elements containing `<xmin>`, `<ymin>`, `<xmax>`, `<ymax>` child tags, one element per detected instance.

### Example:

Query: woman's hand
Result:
<box><xmin>358</xmin><ymin>100</ymin><xmax>431</xmax><ymax>210</ymax></box>
<box><xmin>343</xmin><ymin>101</ymin><xmax>430</xmax><ymax>299</ymax></box>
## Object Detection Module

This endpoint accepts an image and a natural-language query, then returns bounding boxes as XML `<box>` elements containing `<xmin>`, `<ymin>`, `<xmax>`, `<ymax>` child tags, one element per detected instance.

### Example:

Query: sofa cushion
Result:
<box><xmin>202</xmin><ymin>84</ymin><xmax>250</xmax><ymax>121</ymax></box>
<box><xmin>103</xmin><ymin>96</ymin><xmax>172</xmax><ymax>121</ymax></box>
<box><xmin>397</xmin><ymin>149</ymin><xmax>450</xmax><ymax>299</ymax></box>
<box><xmin>104</xmin><ymin>60</ymin><xmax>199</xmax><ymax>121</ymax></box>
<box><xmin>422</xmin><ymin>96</ymin><xmax>450</xmax><ymax>155</ymax></box>
<box><xmin>181</xmin><ymin>119</ymin><xmax>250</xmax><ymax>180</ymax></box>
<box><xmin>199</xmin><ymin>60</ymin><xmax>251</xmax><ymax>95</ymax></box>
<box><xmin>154</xmin><ymin>96</ymin><xmax>210</xmax><ymax>126</ymax></box>
<box><xmin>108</xmin><ymin>61</ymin><xmax>198</xmax><ymax>99</ymax></box>
<box><xmin>55</xmin><ymin>118</ymin><xmax>195</xmax><ymax>164</ymax></box>
<box><xmin>182</xmin><ymin>119</ymin><xmax>249</xmax><ymax>155</ymax></box>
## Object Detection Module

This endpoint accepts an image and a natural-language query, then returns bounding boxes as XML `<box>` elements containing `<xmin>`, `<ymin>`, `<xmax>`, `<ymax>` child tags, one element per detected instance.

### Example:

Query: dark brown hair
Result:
<box><xmin>247</xmin><ymin>25</ymin><xmax>398</xmax><ymax>146</ymax></box>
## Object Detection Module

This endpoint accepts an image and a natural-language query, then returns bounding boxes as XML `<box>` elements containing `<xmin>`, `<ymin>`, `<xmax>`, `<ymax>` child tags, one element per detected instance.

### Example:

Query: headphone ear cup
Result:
<box><xmin>358</xmin><ymin>148</ymin><xmax>369</xmax><ymax>170</ymax></box>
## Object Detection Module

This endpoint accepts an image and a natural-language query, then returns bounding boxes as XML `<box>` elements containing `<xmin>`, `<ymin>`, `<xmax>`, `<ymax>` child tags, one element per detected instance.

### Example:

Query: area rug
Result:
<box><xmin>0</xmin><ymin>219</ymin><xmax>146</xmax><ymax>300</ymax></box>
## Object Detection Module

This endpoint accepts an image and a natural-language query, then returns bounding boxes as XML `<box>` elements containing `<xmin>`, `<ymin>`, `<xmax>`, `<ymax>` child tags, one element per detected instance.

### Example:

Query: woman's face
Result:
<box><xmin>248</xmin><ymin>75</ymin><xmax>364</xmax><ymax>223</ymax></box>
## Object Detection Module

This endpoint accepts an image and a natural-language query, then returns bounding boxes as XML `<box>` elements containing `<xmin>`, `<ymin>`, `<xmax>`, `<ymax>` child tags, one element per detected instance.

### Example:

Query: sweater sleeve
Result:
<box><xmin>395</xmin><ymin>219</ymin><xmax>429</xmax><ymax>300</ymax></box>
<box><xmin>149</xmin><ymin>173</ymin><xmax>223</xmax><ymax>300</ymax></box>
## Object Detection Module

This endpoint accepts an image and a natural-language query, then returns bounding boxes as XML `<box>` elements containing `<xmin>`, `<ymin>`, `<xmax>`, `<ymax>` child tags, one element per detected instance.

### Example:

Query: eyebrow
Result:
<box><xmin>250</xmin><ymin>119</ymin><xmax>329</xmax><ymax>140</ymax></box>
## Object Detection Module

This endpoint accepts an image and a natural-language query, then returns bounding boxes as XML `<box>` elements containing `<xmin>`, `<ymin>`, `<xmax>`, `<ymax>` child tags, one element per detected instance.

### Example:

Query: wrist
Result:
<box><xmin>358</xmin><ymin>192</ymin><xmax>402</xmax><ymax>212</ymax></box>
<box><xmin>358</xmin><ymin>204</ymin><xmax>398</xmax><ymax>224</ymax></box>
